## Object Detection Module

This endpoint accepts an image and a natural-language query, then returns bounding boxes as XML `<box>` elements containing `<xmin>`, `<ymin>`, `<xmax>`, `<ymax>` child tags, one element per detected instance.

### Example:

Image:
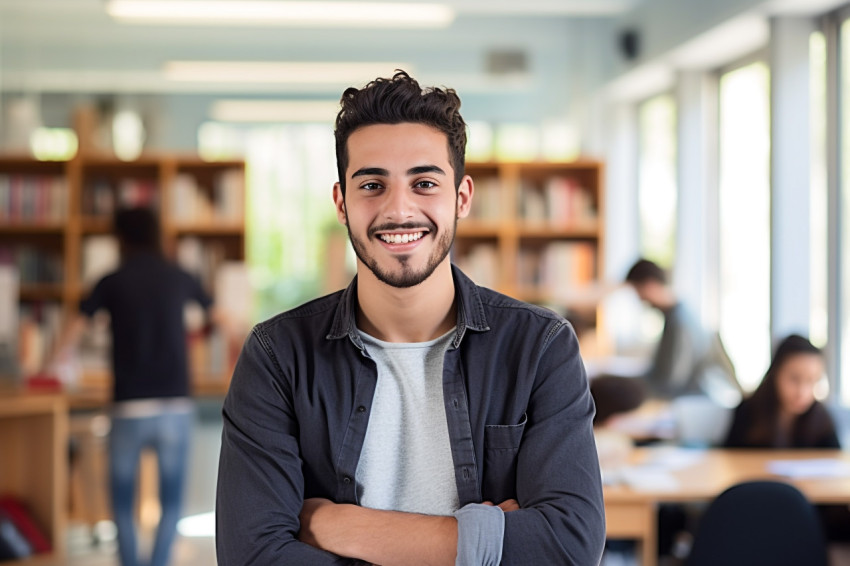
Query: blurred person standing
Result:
<box><xmin>50</xmin><ymin>207</ymin><xmax>214</xmax><ymax>566</ymax></box>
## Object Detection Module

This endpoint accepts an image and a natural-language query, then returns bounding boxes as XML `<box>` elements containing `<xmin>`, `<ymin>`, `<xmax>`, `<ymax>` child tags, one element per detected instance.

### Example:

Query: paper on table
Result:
<box><xmin>620</xmin><ymin>468</ymin><xmax>680</xmax><ymax>491</ymax></box>
<box><xmin>767</xmin><ymin>459</ymin><xmax>850</xmax><ymax>478</ymax></box>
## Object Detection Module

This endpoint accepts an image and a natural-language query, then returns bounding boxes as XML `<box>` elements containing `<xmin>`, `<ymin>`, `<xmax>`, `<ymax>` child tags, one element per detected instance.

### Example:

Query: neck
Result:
<box><xmin>355</xmin><ymin>260</ymin><xmax>456</xmax><ymax>343</ymax></box>
<box><xmin>777</xmin><ymin>410</ymin><xmax>796</xmax><ymax>435</ymax></box>
<box><xmin>653</xmin><ymin>289</ymin><xmax>677</xmax><ymax>311</ymax></box>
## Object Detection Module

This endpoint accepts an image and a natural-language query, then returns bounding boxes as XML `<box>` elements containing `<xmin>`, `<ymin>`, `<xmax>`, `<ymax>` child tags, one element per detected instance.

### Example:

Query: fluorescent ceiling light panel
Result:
<box><xmin>211</xmin><ymin>99</ymin><xmax>341</xmax><ymax>122</ymax></box>
<box><xmin>164</xmin><ymin>61</ymin><xmax>412</xmax><ymax>84</ymax></box>
<box><xmin>106</xmin><ymin>0</ymin><xmax>455</xmax><ymax>28</ymax></box>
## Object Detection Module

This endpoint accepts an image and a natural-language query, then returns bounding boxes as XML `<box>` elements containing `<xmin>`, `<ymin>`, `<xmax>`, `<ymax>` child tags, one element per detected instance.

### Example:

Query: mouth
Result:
<box><xmin>377</xmin><ymin>231</ymin><xmax>426</xmax><ymax>245</ymax></box>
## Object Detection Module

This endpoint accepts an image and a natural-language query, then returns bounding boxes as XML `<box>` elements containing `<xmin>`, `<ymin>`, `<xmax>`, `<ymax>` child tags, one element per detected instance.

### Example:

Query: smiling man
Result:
<box><xmin>216</xmin><ymin>71</ymin><xmax>605</xmax><ymax>566</ymax></box>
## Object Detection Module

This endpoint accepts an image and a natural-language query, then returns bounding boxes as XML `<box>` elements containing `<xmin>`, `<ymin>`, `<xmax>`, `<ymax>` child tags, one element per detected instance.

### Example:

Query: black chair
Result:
<box><xmin>686</xmin><ymin>480</ymin><xmax>828</xmax><ymax>566</ymax></box>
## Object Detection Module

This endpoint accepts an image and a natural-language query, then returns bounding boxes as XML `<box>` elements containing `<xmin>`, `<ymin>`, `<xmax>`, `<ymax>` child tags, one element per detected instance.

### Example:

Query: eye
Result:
<box><xmin>360</xmin><ymin>181</ymin><xmax>383</xmax><ymax>191</ymax></box>
<box><xmin>414</xmin><ymin>180</ymin><xmax>437</xmax><ymax>190</ymax></box>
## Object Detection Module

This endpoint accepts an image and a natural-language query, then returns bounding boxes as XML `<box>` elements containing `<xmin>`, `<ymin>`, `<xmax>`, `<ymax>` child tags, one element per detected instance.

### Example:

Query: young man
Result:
<box><xmin>625</xmin><ymin>258</ymin><xmax>741</xmax><ymax>404</ymax></box>
<box><xmin>216</xmin><ymin>71</ymin><xmax>605</xmax><ymax>565</ymax></box>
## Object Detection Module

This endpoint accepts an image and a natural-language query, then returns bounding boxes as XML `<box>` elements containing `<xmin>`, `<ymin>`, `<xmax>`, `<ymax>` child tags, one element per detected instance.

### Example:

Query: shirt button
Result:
<box><xmin>357</xmin><ymin>405</ymin><xmax>366</xmax><ymax>413</ymax></box>
<box><xmin>462</xmin><ymin>467</ymin><xmax>470</xmax><ymax>479</ymax></box>
<box><xmin>343</xmin><ymin>476</ymin><xmax>351</xmax><ymax>484</ymax></box>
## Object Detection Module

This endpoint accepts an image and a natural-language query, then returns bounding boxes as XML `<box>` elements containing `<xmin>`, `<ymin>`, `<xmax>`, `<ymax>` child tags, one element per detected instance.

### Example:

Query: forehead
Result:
<box><xmin>345</xmin><ymin>122</ymin><xmax>451</xmax><ymax>173</ymax></box>
<box><xmin>779</xmin><ymin>353</ymin><xmax>824</xmax><ymax>375</ymax></box>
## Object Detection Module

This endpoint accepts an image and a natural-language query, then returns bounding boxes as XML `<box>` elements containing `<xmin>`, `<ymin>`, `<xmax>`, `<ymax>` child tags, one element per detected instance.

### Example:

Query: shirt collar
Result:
<box><xmin>326</xmin><ymin>264</ymin><xmax>490</xmax><ymax>349</ymax></box>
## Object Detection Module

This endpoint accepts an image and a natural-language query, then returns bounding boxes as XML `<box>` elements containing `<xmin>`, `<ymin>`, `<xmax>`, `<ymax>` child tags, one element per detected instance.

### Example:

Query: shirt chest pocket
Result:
<box><xmin>482</xmin><ymin>413</ymin><xmax>527</xmax><ymax>503</ymax></box>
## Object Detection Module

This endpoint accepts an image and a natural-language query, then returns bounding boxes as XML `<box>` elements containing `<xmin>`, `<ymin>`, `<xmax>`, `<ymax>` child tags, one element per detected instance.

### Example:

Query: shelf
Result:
<box><xmin>80</xmin><ymin>217</ymin><xmax>112</xmax><ymax>234</ymax></box>
<box><xmin>171</xmin><ymin>223</ymin><xmax>244</xmax><ymax>236</ymax></box>
<box><xmin>516</xmin><ymin>223</ymin><xmax>600</xmax><ymax>239</ymax></box>
<box><xmin>456</xmin><ymin>221</ymin><xmax>502</xmax><ymax>238</ymax></box>
<box><xmin>455</xmin><ymin>160</ymin><xmax>604</xmax><ymax>333</ymax></box>
<box><xmin>193</xmin><ymin>380</ymin><xmax>231</xmax><ymax>397</ymax></box>
<box><xmin>0</xmin><ymin>389</ymin><xmax>68</xmax><ymax>562</ymax></box>
<box><xmin>19</xmin><ymin>283</ymin><xmax>64</xmax><ymax>302</ymax></box>
<box><xmin>0</xmin><ymin>223</ymin><xmax>65</xmax><ymax>235</ymax></box>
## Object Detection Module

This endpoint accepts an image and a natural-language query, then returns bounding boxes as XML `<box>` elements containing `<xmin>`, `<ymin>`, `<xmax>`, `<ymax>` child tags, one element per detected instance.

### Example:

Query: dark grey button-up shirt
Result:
<box><xmin>216</xmin><ymin>266</ymin><xmax>605</xmax><ymax>565</ymax></box>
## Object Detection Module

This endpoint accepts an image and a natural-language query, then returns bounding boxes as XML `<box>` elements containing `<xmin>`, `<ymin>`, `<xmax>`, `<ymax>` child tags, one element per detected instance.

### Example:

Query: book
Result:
<box><xmin>0</xmin><ymin>514</ymin><xmax>32</xmax><ymax>560</ymax></box>
<box><xmin>81</xmin><ymin>235</ymin><xmax>119</xmax><ymax>287</ymax></box>
<box><xmin>0</xmin><ymin>496</ymin><xmax>51</xmax><ymax>554</ymax></box>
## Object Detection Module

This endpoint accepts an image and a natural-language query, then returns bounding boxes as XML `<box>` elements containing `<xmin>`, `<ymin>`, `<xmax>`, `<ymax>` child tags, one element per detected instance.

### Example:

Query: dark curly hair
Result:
<box><xmin>334</xmin><ymin>70</ymin><xmax>467</xmax><ymax>196</ymax></box>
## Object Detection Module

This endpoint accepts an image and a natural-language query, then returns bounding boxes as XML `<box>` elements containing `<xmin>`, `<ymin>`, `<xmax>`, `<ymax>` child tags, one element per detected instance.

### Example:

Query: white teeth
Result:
<box><xmin>380</xmin><ymin>231</ymin><xmax>424</xmax><ymax>244</ymax></box>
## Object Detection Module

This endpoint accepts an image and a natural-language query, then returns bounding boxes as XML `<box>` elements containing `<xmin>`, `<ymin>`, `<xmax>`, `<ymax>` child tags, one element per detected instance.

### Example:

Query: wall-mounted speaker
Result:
<box><xmin>618</xmin><ymin>28</ymin><xmax>640</xmax><ymax>61</ymax></box>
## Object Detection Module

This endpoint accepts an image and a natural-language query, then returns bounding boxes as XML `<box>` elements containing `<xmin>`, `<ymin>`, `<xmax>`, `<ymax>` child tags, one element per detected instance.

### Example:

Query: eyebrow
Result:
<box><xmin>350</xmin><ymin>165</ymin><xmax>447</xmax><ymax>178</ymax></box>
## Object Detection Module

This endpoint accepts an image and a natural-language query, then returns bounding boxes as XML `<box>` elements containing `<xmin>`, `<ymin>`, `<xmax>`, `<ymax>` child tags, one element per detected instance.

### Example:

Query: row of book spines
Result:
<box><xmin>188</xmin><ymin>328</ymin><xmax>232</xmax><ymax>379</ymax></box>
<box><xmin>17</xmin><ymin>304</ymin><xmax>63</xmax><ymax>377</ymax></box>
<box><xmin>77</xmin><ymin>235</ymin><xmax>232</xmax><ymax>290</ymax></box>
<box><xmin>0</xmin><ymin>175</ymin><xmax>67</xmax><ymax>222</ymax></box>
<box><xmin>170</xmin><ymin>171</ymin><xmax>244</xmax><ymax>223</ymax></box>
<box><xmin>456</xmin><ymin>241</ymin><xmax>596</xmax><ymax>289</ymax></box>
<box><xmin>0</xmin><ymin>247</ymin><xmax>63</xmax><ymax>284</ymax></box>
<box><xmin>463</xmin><ymin>176</ymin><xmax>597</xmax><ymax>224</ymax></box>
<box><xmin>518</xmin><ymin>242</ymin><xmax>596</xmax><ymax>288</ymax></box>
<box><xmin>82</xmin><ymin>179</ymin><xmax>159</xmax><ymax>216</ymax></box>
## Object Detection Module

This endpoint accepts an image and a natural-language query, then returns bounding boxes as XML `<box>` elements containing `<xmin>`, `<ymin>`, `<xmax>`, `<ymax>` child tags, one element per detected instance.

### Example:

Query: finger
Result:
<box><xmin>497</xmin><ymin>499</ymin><xmax>520</xmax><ymax>512</ymax></box>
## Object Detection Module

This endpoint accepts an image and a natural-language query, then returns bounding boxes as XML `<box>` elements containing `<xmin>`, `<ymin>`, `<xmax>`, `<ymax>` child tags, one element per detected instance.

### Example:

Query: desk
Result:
<box><xmin>0</xmin><ymin>388</ymin><xmax>68</xmax><ymax>564</ymax></box>
<box><xmin>603</xmin><ymin>448</ymin><xmax>850</xmax><ymax>566</ymax></box>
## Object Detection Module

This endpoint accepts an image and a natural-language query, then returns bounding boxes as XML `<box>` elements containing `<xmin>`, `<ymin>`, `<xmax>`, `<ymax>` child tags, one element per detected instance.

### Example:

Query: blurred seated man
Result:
<box><xmin>625</xmin><ymin>259</ymin><xmax>742</xmax><ymax>407</ymax></box>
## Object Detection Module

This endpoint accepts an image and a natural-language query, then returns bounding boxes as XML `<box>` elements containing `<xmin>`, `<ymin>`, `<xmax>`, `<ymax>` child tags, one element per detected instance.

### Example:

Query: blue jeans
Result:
<box><xmin>109</xmin><ymin>406</ymin><xmax>192</xmax><ymax>566</ymax></box>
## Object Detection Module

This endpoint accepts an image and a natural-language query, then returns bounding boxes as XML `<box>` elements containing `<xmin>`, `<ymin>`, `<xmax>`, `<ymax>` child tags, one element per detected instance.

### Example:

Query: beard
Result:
<box><xmin>346</xmin><ymin>217</ymin><xmax>456</xmax><ymax>288</ymax></box>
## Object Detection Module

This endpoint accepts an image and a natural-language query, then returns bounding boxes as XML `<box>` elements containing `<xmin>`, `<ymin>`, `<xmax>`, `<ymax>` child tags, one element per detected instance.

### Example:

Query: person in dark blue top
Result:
<box><xmin>53</xmin><ymin>207</ymin><xmax>213</xmax><ymax>566</ymax></box>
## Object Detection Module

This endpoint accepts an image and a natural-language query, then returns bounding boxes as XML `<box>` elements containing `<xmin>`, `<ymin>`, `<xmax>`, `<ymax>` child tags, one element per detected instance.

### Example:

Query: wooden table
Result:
<box><xmin>0</xmin><ymin>387</ymin><xmax>68</xmax><ymax>564</ymax></box>
<box><xmin>603</xmin><ymin>448</ymin><xmax>850</xmax><ymax>566</ymax></box>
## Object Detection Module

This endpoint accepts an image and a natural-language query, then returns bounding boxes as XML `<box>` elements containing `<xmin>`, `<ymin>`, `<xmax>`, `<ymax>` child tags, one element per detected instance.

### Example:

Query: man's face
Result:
<box><xmin>333</xmin><ymin>122</ymin><xmax>472</xmax><ymax>288</ymax></box>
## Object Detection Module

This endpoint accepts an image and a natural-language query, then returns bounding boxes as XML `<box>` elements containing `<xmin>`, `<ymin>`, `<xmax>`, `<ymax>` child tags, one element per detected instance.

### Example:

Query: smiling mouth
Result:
<box><xmin>378</xmin><ymin>231</ymin><xmax>426</xmax><ymax>244</ymax></box>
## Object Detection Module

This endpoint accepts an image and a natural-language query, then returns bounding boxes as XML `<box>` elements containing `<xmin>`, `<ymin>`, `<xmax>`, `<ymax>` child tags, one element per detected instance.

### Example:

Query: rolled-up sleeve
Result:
<box><xmin>501</xmin><ymin>322</ymin><xmax>606</xmax><ymax>565</ymax></box>
<box><xmin>215</xmin><ymin>328</ymin><xmax>356</xmax><ymax>566</ymax></box>
<box><xmin>454</xmin><ymin>503</ymin><xmax>505</xmax><ymax>566</ymax></box>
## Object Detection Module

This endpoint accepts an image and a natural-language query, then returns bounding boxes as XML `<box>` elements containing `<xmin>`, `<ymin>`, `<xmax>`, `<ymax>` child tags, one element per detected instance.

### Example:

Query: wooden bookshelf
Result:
<box><xmin>0</xmin><ymin>153</ymin><xmax>246</xmax><ymax>397</ymax></box>
<box><xmin>0</xmin><ymin>389</ymin><xmax>68</xmax><ymax>564</ymax></box>
<box><xmin>457</xmin><ymin>160</ymin><xmax>605</xmax><ymax>334</ymax></box>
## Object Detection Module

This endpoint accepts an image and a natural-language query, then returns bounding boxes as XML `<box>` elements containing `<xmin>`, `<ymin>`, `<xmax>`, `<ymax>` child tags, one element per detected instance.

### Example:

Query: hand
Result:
<box><xmin>482</xmin><ymin>499</ymin><xmax>520</xmax><ymax>512</ymax></box>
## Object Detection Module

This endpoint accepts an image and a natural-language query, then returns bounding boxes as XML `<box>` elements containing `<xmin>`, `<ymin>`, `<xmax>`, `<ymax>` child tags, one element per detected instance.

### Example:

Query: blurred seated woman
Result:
<box><xmin>724</xmin><ymin>334</ymin><xmax>848</xmax><ymax>542</ymax></box>
<box><xmin>724</xmin><ymin>334</ymin><xmax>838</xmax><ymax>449</ymax></box>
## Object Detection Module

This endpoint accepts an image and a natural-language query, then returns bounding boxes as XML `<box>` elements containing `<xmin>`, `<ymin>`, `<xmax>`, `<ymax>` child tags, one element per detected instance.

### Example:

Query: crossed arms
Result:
<box><xmin>216</xmin><ymin>324</ymin><xmax>605</xmax><ymax>565</ymax></box>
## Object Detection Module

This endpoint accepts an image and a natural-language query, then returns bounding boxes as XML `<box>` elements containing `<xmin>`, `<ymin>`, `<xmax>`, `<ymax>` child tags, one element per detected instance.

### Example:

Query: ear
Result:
<box><xmin>333</xmin><ymin>182</ymin><xmax>347</xmax><ymax>225</ymax></box>
<box><xmin>456</xmin><ymin>175</ymin><xmax>474</xmax><ymax>219</ymax></box>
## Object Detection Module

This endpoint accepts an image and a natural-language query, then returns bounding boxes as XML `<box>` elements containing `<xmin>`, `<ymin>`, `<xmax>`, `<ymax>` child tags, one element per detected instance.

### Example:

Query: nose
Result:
<box><xmin>380</xmin><ymin>184</ymin><xmax>415</xmax><ymax>221</ymax></box>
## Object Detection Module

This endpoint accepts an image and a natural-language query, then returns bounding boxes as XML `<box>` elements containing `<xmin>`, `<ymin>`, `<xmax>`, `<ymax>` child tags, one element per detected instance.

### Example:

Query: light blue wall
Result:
<box><xmin>1</xmin><ymin>16</ymin><xmax>616</xmax><ymax>151</ymax></box>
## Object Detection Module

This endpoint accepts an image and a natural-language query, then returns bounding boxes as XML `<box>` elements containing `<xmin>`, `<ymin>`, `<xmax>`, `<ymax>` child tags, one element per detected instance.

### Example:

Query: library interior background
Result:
<box><xmin>3</xmin><ymin>0</ymin><xmax>850</xmax><ymax>565</ymax></box>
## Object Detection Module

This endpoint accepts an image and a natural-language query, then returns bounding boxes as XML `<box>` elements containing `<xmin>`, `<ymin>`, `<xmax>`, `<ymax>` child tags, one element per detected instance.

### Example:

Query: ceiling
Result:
<box><xmin>0</xmin><ymin>0</ymin><xmax>637</xmax><ymax>95</ymax></box>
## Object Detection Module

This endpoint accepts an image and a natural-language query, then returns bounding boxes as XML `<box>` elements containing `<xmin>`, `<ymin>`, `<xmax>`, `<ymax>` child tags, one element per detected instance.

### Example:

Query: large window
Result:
<box><xmin>198</xmin><ymin>122</ymin><xmax>344</xmax><ymax>321</ymax></box>
<box><xmin>841</xmin><ymin>19</ymin><xmax>850</xmax><ymax>405</ymax></box>
<box><xmin>810</xmin><ymin>31</ymin><xmax>828</xmax><ymax>349</ymax></box>
<box><xmin>718</xmin><ymin>61</ymin><xmax>771</xmax><ymax>391</ymax></box>
<box><xmin>637</xmin><ymin>94</ymin><xmax>677</xmax><ymax>268</ymax></box>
